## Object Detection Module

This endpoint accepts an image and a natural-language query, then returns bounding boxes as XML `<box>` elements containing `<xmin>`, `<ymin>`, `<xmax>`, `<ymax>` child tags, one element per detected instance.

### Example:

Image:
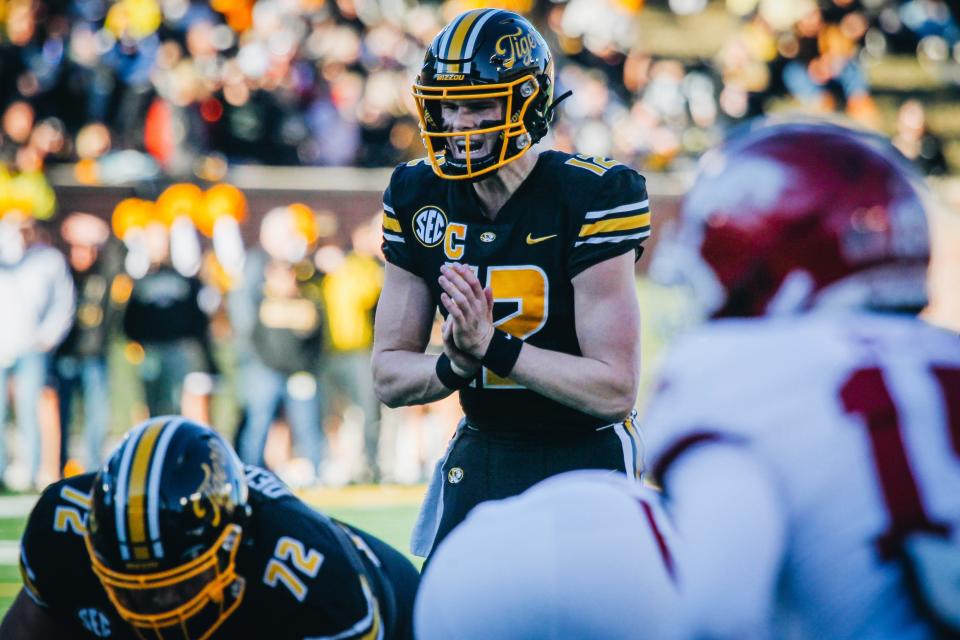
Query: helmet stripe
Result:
<box><xmin>446</xmin><ymin>9</ymin><xmax>485</xmax><ymax>73</ymax></box>
<box><xmin>435</xmin><ymin>13</ymin><xmax>463</xmax><ymax>73</ymax></box>
<box><xmin>461</xmin><ymin>9</ymin><xmax>502</xmax><ymax>74</ymax></box>
<box><xmin>146</xmin><ymin>417</ymin><xmax>184</xmax><ymax>559</ymax></box>
<box><xmin>125</xmin><ymin>420</ymin><xmax>167</xmax><ymax>560</ymax></box>
<box><xmin>114</xmin><ymin>419</ymin><xmax>156</xmax><ymax>561</ymax></box>
<box><xmin>579</xmin><ymin>212</ymin><xmax>651</xmax><ymax>237</ymax></box>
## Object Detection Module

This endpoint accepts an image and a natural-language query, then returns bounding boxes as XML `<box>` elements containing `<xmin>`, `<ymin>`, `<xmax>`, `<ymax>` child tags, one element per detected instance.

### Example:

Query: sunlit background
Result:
<box><xmin>0</xmin><ymin>0</ymin><xmax>958</xmax><ymax>611</ymax></box>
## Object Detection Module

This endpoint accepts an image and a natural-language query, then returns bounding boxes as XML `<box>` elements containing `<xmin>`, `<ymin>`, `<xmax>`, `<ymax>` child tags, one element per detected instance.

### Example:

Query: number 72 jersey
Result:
<box><xmin>381</xmin><ymin>150</ymin><xmax>651</xmax><ymax>432</ymax></box>
<box><xmin>18</xmin><ymin>467</ymin><xmax>405</xmax><ymax>639</ymax></box>
<box><xmin>643</xmin><ymin>313</ymin><xmax>960</xmax><ymax>639</ymax></box>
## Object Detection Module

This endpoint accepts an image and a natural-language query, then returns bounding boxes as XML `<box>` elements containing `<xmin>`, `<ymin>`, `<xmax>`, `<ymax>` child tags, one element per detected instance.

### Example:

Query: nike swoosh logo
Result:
<box><xmin>526</xmin><ymin>233</ymin><xmax>557</xmax><ymax>245</ymax></box>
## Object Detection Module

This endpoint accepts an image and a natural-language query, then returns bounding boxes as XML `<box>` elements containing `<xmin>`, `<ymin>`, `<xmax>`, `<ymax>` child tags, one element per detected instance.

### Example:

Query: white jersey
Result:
<box><xmin>415</xmin><ymin>471</ymin><xmax>688</xmax><ymax>640</ymax></box>
<box><xmin>644</xmin><ymin>312</ymin><xmax>960</xmax><ymax>639</ymax></box>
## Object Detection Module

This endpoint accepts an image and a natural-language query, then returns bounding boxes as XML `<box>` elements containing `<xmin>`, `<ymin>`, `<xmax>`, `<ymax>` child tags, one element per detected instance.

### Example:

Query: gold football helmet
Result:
<box><xmin>84</xmin><ymin>418</ymin><xmax>250</xmax><ymax>640</ymax></box>
<box><xmin>413</xmin><ymin>9</ymin><xmax>557</xmax><ymax>181</ymax></box>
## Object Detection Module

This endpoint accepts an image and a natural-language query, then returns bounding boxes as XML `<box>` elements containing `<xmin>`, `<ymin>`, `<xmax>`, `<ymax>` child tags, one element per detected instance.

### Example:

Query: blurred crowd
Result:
<box><xmin>0</xmin><ymin>0</ymin><xmax>958</xmax><ymax>491</ymax></box>
<box><xmin>0</xmin><ymin>0</ymin><xmax>956</xmax><ymax>183</ymax></box>
<box><xmin>547</xmin><ymin>0</ymin><xmax>956</xmax><ymax>172</ymax></box>
<box><xmin>0</xmin><ymin>183</ymin><xmax>459</xmax><ymax>491</ymax></box>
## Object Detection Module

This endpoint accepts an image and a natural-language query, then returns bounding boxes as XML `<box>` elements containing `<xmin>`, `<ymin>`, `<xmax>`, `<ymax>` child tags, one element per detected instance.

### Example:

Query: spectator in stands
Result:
<box><xmin>898</xmin><ymin>0</ymin><xmax>960</xmax><ymax>49</ymax></box>
<box><xmin>53</xmin><ymin>212</ymin><xmax>117</xmax><ymax>473</ymax></box>
<box><xmin>0</xmin><ymin>102</ymin><xmax>34</xmax><ymax>165</ymax></box>
<box><xmin>780</xmin><ymin>2</ymin><xmax>880</xmax><ymax>126</ymax></box>
<box><xmin>236</xmin><ymin>205</ymin><xmax>326</xmax><ymax>484</ymax></box>
<box><xmin>892</xmin><ymin>98</ymin><xmax>948</xmax><ymax>175</ymax></box>
<box><xmin>0</xmin><ymin>1</ymin><xmax>955</xmax><ymax>175</ymax></box>
<box><xmin>143</xmin><ymin>51</ymin><xmax>209</xmax><ymax>177</ymax></box>
<box><xmin>121</xmin><ymin>208</ymin><xmax>215</xmax><ymax>420</ymax></box>
<box><xmin>317</xmin><ymin>215</ymin><xmax>384</xmax><ymax>482</ymax></box>
<box><xmin>0</xmin><ymin>211</ymin><xmax>75</xmax><ymax>490</ymax></box>
<box><xmin>74</xmin><ymin>121</ymin><xmax>160</xmax><ymax>185</ymax></box>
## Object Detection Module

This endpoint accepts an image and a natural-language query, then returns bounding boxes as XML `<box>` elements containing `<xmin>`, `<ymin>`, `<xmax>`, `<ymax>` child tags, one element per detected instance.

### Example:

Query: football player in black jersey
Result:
<box><xmin>372</xmin><ymin>9</ymin><xmax>647</xmax><ymax>558</ymax></box>
<box><xmin>0</xmin><ymin>417</ymin><xmax>418</xmax><ymax>640</ymax></box>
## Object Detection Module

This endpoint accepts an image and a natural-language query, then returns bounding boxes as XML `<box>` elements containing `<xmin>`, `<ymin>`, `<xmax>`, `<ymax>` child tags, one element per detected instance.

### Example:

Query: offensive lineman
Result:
<box><xmin>1</xmin><ymin>417</ymin><xmax>419</xmax><ymax>639</ymax></box>
<box><xmin>645</xmin><ymin>120</ymin><xmax>960</xmax><ymax>638</ymax></box>
<box><xmin>372</xmin><ymin>8</ymin><xmax>648</xmax><ymax>558</ymax></box>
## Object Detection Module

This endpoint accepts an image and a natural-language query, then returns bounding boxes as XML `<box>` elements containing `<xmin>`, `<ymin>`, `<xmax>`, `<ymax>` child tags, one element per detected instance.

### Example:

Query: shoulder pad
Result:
<box><xmin>244</xmin><ymin>465</ymin><xmax>294</xmax><ymax>501</ymax></box>
<box><xmin>20</xmin><ymin>474</ymin><xmax>96</xmax><ymax>607</ymax></box>
<box><xmin>244</xmin><ymin>498</ymin><xmax>381</xmax><ymax>638</ymax></box>
<box><xmin>387</xmin><ymin>159</ymin><xmax>439</xmax><ymax>211</ymax></box>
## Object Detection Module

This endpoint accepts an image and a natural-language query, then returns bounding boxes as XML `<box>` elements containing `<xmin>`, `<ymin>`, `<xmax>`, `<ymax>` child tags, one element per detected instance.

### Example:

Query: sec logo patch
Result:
<box><xmin>77</xmin><ymin>608</ymin><xmax>111</xmax><ymax>637</ymax></box>
<box><xmin>447</xmin><ymin>467</ymin><xmax>464</xmax><ymax>484</ymax></box>
<box><xmin>413</xmin><ymin>206</ymin><xmax>448</xmax><ymax>247</ymax></box>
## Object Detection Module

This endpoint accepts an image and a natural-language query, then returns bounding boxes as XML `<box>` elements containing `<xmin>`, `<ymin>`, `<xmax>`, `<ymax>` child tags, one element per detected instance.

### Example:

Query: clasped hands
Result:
<box><xmin>438</xmin><ymin>263</ymin><xmax>494</xmax><ymax>377</ymax></box>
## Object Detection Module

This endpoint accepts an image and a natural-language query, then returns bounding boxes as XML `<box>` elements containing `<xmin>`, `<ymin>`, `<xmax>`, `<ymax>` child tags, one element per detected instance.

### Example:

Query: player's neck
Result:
<box><xmin>472</xmin><ymin>149</ymin><xmax>540</xmax><ymax>221</ymax></box>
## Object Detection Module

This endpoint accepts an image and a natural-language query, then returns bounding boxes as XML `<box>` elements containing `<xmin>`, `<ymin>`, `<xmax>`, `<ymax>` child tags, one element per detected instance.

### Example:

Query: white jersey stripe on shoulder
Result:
<box><xmin>115</xmin><ymin>419</ymin><xmax>156</xmax><ymax>561</ymax></box>
<box><xmin>383</xmin><ymin>232</ymin><xmax>405</xmax><ymax>244</ymax></box>
<box><xmin>383</xmin><ymin>203</ymin><xmax>395</xmax><ymax>216</ymax></box>
<box><xmin>584</xmin><ymin>199</ymin><xmax>650</xmax><ymax>220</ymax></box>
<box><xmin>147</xmin><ymin>418</ymin><xmax>184</xmax><ymax>559</ymax></box>
<box><xmin>462</xmin><ymin>9</ymin><xmax>501</xmax><ymax>74</ymax></box>
<box><xmin>573</xmin><ymin>230</ymin><xmax>650</xmax><ymax>247</ymax></box>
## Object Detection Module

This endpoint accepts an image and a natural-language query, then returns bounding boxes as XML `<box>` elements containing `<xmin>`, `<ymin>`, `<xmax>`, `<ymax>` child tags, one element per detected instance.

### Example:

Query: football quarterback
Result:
<box><xmin>1</xmin><ymin>418</ymin><xmax>419</xmax><ymax>639</ymax></box>
<box><xmin>373</xmin><ymin>9</ymin><xmax>647</xmax><ymax>559</ymax></box>
<box><xmin>645</xmin><ymin>120</ymin><xmax>960</xmax><ymax>638</ymax></box>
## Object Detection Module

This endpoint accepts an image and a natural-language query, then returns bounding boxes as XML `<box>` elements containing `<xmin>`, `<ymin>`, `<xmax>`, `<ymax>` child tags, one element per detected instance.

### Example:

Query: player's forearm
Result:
<box><xmin>372</xmin><ymin>350</ymin><xmax>455</xmax><ymax>407</ymax></box>
<box><xmin>509</xmin><ymin>343</ymin><xmax>638</xmax><ymax>422</ymax></box>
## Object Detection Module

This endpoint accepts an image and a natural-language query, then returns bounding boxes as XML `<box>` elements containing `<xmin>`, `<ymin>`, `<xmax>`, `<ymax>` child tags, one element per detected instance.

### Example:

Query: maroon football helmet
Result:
<box><xmin>652</xmin><ymin>119</ymin><xmax>931</xmax><ymax>318</ymax></box>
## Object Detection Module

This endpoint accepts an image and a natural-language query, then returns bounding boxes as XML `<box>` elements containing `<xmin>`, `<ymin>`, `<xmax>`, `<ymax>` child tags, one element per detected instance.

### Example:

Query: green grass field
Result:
<box><xmin>0</xmin><ymin>488</ymin><xmax>423</xmax><ymax>619</ymax></box>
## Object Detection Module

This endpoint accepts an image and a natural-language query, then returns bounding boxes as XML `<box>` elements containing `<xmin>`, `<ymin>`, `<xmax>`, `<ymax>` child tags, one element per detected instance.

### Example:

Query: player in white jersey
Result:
<box><xmin>645</xmin><ymin>119</ymin><xmax>960</xmax><ymax>639</ymax></box>
<box><xmin>414</xmin><ymin>470</ymin><xmax>687</xmax><ymax>640</ymax></box>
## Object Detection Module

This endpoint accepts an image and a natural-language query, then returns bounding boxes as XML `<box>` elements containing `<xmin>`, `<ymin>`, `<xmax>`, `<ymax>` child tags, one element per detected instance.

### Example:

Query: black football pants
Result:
<box><xmin>428</xmin><ymin>420</ymin><xmax>642</xmax><ymax>561</ymax></box>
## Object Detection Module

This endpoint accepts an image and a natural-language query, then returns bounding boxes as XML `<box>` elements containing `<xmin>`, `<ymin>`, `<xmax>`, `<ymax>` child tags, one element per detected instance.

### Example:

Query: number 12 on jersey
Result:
<box><xmin>448</xmin><ymin>263</ymin><xmax>549</xmax><ymax>389</ymax></box>
<box><xmin>483</xmin><ymin>265</ymin><xmax>548</xmax><ymax>389</ymax></box>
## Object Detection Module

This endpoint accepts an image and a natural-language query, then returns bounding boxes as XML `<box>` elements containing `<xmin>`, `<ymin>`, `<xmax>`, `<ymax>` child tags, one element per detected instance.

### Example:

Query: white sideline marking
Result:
<box><xmin>0</xmin><ymin>541</ymin><xmax>18</xmax><ymax>564</ymax></box>
<box><xmin>0</xmin><ymin>496</ymin><xmax>37</xmax><ymax>519</ymax></box>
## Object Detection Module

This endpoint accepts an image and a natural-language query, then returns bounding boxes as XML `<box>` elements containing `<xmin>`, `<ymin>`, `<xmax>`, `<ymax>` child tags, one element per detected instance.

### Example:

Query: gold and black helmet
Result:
<box><xmin>413</xmin><ymin>9</ymin><xmax>557</xmax><ymax>181</ymax></box>
<box><xmin>84</xmin><ymin>417</ymin><xmax>249</xmax><ymax>640</ymax></box>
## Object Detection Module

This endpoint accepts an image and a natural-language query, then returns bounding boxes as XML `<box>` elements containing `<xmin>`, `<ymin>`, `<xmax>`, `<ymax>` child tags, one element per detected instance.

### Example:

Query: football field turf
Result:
<box><xmin>0</xmin><ymin>485</ymin><xmax>425</xmax><ymax>619</ymax></box>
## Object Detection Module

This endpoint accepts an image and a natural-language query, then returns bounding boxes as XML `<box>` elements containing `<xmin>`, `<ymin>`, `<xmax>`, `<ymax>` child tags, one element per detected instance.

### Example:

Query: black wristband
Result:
<box><xmin>436</xmin><ymin>353</ymin><xmax>473</xmax><ymax>390</ymax></box>
<box><xmin>481</xmin><ymin>329</ymin><xmax>524</xmax><ymax>378</ymax></box>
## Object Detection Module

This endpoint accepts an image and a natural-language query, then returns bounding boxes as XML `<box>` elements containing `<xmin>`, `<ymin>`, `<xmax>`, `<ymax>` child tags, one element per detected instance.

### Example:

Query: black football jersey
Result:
<box><xmin>19</xmin><ymin>467</ymin><xmax>401</xmax><ymax>639</ymax></box>
<box><xmin>381</xmin><ymin>150</ymin><xmax>651</xmax><ymax>432</ymax></box>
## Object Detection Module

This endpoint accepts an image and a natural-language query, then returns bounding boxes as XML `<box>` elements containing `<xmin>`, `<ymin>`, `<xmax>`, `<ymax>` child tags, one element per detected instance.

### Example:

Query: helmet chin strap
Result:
<box><xmin>546</xmin><ymin>90</ymin><xmax>573</xmax><ymax>121</ymax></box>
